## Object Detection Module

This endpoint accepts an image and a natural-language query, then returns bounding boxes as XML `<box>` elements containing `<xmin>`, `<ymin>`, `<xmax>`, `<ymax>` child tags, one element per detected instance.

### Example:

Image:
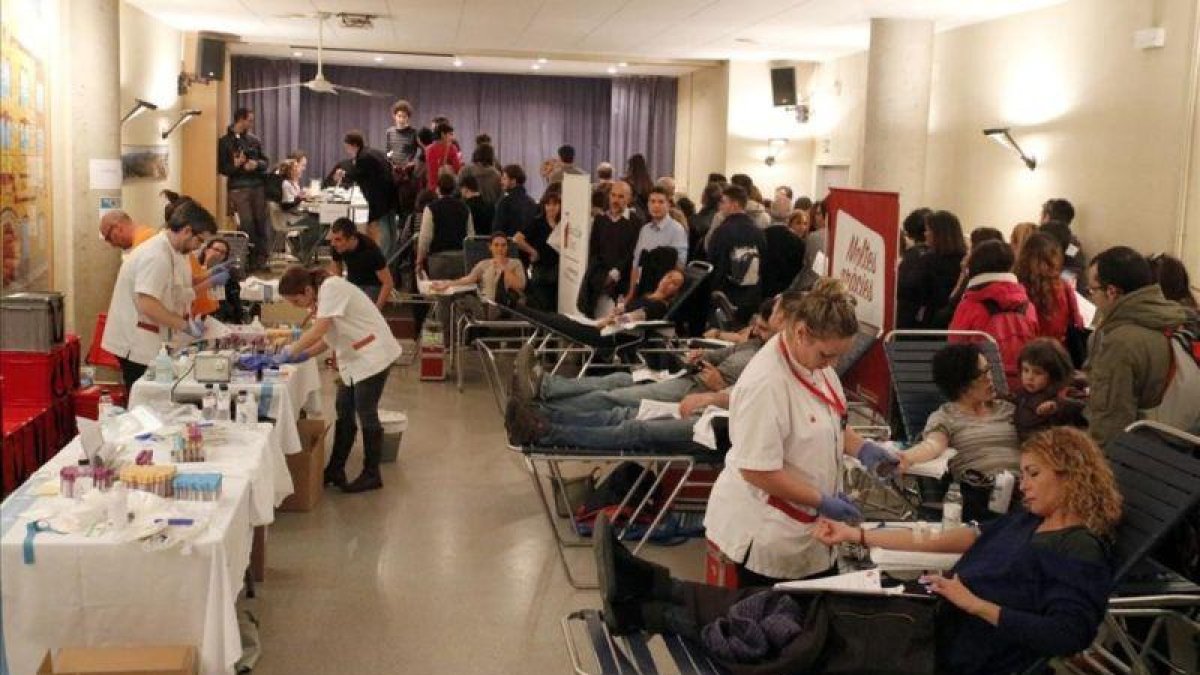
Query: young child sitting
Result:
<box><xmin>1011</xmin><ymin>338</ymin><xmax>1086</xmax><ymax>440</ymax></box>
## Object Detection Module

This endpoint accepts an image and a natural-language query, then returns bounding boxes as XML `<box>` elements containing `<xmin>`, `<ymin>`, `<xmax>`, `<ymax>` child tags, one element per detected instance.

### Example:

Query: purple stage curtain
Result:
<box><xmin>609</xmin><ymin>76</ymin><xmax>678</xmax><ymax>181</ymax></box>
<box><xmin>232</xmin><ymin>57</ymin><xmax>675</xmax><ymax>197</ymax></box>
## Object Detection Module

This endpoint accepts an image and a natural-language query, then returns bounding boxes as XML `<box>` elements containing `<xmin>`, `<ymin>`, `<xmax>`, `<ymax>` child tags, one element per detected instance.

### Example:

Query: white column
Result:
<box><xmin>63</xmin><ymin>0</ymin><xmax>122</xmax><ymax>347</ymax></box>
<box><xmin>861</xmin><ymin>18</ymin><xmax>934</xmax><ymax>222</ymax></box>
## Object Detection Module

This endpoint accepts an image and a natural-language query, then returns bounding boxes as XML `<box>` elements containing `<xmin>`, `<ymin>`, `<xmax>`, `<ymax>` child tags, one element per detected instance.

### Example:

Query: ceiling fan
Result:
<box><xmin>236</xmin><ymin>12</ymin><xmax>390</xmax><ymax>98</ymax></box>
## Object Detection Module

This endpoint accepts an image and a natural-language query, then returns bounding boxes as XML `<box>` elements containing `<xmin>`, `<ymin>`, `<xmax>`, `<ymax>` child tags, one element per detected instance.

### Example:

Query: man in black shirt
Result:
<box><xmin>708</xmin><ymin>185</ymin><xmax>766</xmax><ymax>326</ymax></box>
<box><xmin>492</xmin><ymin>164</ymin><xmax>538</xmax><ymax>237</ymax></box>
<box><xmin>460</xmin><ymin>175</ymin><xmax>494</xmax><ymax>239</ymax></box>
<box><xmin>218</xmin><ymin>107</ymin><xmax>271</xmax><ymax>270</ymax></box>
<box><xmin>343</xmin><ymin>130</ymin><xmax>398</xmax><ymax>259</ymax></box>
<box><xmin>580</xmin><ymin>181</ymin><xmax>643</xmax><ymax>317</ymax></box>
<box><xmin>327</xmin><ymin>218</ymin><xmax>394</xmax><ymax>310</ymax></box>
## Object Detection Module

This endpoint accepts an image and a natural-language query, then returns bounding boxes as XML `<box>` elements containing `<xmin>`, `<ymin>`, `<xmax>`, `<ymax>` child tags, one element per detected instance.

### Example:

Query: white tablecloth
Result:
<box><xmin>1</xmin><ymin>436</ymin><xmax>261</xmax><ymax>675</ymax></box>
<box><xmin>128</xmin><ymin>361</ymin><xmax>323</xmax><ymax>475</ymax></box>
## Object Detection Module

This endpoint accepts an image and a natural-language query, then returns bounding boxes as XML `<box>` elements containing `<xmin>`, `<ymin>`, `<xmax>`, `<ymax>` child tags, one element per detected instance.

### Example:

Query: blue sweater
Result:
<box><xmin>937</xmin><ymin>512</ymin><xmax>1112</xmax><ymax>674</ymax></box>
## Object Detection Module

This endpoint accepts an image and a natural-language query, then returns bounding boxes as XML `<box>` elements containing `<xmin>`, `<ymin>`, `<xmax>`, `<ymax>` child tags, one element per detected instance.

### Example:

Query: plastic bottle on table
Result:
<box><xmin>942</xmin><ymin>482</ymin><xmax>963</xmax><ymax>530</ymax></box>
<box><xmin>201</xmin><ymin>385</ymin><xmax>218</xmax><ymax>421</ymax></box>
<box><xmin>154</xmin><ymin>344</ymin><xmax>174</xmax><ymax>382</ymax></box>
<box><xmin>216</xmin><ymin>384</ymin><xmax>232</xmax><ymax>421</ymax></box>
<box><xmin>97</xmin><ymin>389</ymin><xmax>114</xmax><ymax>421</ymax></box>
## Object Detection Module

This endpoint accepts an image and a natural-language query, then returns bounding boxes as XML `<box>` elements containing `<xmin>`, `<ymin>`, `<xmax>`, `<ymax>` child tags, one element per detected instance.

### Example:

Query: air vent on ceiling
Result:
<box><xmin>339</xmin><ymin>13</ymin><xmax>375</xmax><ymax>29</ymax></box>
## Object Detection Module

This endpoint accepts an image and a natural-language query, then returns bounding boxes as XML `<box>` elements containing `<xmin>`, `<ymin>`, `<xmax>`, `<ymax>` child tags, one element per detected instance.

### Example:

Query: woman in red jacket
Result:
<box><xmin>1015</xmin><ymin>232</ymin><xmax>1081</xmax><ymax>345</ymax></box>
<box><xmin>950</xmin><ymin>240</ymin><xmax>1038</xmax><ymax>392</ymax></box>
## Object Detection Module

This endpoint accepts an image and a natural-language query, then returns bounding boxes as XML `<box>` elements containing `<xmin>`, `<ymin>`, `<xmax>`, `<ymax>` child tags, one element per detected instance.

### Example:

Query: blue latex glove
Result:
<box><xmin>207</xmin><ymin>269</ymin><xmax>231</xmax><ymax>287</ymax></box>
<box><xmin>182</xmin><ymin>317</ymin><xmax>205</xmax><ymax>339</ymax></box>
<box><xmin>817</xmin><ymin>492</ymin><xmax>863</xmax><ymax>524</ymax></box>
<box><xmin>858</xmin><ymin>440</ymin><xmax>899</xmax><ymax>474</ymax></box>
<box><xmin>207</xmin><ymin>261</ymin><xmax>231</xmax><ymax>276</ymax></box>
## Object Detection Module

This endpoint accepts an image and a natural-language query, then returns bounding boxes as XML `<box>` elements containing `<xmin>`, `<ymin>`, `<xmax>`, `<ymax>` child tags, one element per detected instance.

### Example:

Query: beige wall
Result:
<box><xmin>724</xmin><ymin>60</ymin><xmax>816</xmax><ymax>200</ymax></box>
<box><xmin>119</xmin><ymin>2</ymin><xmax>182</xmax><ymax>228</ymax></box>
<box><xmin>673</xmin><ymin>64</ymin><xmax>728</xmax><ymax>198</ymax></box>
<box><xmin>681</xmin><ymin>0</ymin><xmax>1198</xmax><ymax>268</ymax></box>
<box><xmin>179</xmin><ymin>32</ymin><xmax>229</xmax><ymax>222</ymax></box>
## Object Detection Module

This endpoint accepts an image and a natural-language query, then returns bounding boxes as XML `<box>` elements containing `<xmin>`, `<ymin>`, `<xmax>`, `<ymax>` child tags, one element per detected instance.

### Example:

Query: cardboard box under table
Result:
<box><xmin>2</xmin><ymin>437</ymin><xmax>257</xmax><ymax>675</ymax></box>
<box><xmin>38</xmin><ymin>645</ymin><xmax>198</xmax><ymax>675</ymax></box>
<box><xmin>279</xmin><ymin>419</ymin><xmax>328</xmax><ymax>512</ymax></box>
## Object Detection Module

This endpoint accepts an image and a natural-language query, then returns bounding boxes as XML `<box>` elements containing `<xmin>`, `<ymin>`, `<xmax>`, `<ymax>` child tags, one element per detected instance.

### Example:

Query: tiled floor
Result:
<box><xmin>250</xmin><ymin>356</ymin><xmax>706</xmax><ymax>674</ymax></box>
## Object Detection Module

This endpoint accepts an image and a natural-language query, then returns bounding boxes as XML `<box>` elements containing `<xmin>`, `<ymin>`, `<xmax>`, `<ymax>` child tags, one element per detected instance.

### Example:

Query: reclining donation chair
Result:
<box><xmin>560</xmin><ymin>420</ymin><xmax>1200</xmax><ymax>675</ymax></box>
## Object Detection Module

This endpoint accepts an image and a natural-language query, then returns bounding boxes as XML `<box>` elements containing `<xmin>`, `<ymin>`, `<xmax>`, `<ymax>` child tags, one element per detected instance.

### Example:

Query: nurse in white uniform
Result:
<box><xmin>102</xmin><ymin>198</ymin><xmax>216</xmax><ymax>386</ymax></box>
<box><xmin>277</xmin><ymin>266</ymin><xmax>402</xmax><ymax>493</ymax></box>
<box><xmin>704</xmin><ymin>280</ymin><xmax>899</xmax><ymax>586</ymax></box>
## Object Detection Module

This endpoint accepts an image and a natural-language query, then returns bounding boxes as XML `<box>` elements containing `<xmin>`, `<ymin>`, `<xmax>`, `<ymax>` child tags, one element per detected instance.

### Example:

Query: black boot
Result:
<box><xmin>323</xmin><ymin>419</ymin><xmax>355</xmax><ymax>488</ymax></box>
<box><xmin>593</xmin><ymin>513</ymin><xmax>673</xmax><ymax>605</ymax></box>
<box><xmin>343</xmin><ymin>428</ymin><xmax>383</xmax><ymax>493</ymax></box>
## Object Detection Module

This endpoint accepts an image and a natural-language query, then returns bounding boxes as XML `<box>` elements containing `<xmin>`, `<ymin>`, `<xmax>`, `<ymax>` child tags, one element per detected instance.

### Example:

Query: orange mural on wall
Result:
<box><xmin>0</xmin><ymin>0</ymin><xmax>54</xmax><ymax>291</ymax></box>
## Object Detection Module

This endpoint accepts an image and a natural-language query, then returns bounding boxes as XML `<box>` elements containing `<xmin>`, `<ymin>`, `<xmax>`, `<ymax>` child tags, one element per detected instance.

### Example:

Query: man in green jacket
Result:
<box><xmin>1084</xmin><ymin>246</ymin><xmax>1192</xmax><ymax>445</ymax></box>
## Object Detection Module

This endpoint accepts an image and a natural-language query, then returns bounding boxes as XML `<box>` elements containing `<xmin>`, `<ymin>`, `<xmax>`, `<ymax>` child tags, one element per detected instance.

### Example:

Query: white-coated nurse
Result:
<box><xmin>704</xmin><ymin>279</ymin><xmax>899</xmax><ymax>587</ymax></box>
<box><xmin>277</xmin><ymin>265</ymin><xmax>402</xmax><ymax>493</ymax></box>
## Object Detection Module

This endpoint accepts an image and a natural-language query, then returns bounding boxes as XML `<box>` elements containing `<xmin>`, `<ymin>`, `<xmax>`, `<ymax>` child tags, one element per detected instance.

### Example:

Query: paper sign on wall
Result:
<box><xmin>830</xmin><ymin>211</ymin><xmax>885</xmax><ymax>329</ymax></box>
<box><xmin>88</xmin><ymin>159</ymin><xmax>122</xmax><ymax>190</ymax></box>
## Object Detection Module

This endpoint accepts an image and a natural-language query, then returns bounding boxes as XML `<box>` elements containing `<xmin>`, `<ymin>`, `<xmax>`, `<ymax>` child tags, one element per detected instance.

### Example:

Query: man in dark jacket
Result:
<box><xmin>579</xmin><ymin>180</ymin><xmax>643</xmax><ymax>317</ymax></box>
<box><xmin>218</xmin><ymin>107</ymin><xmax>270</xmax><ymax>270</ymax></box>
<box><xmin>460</xmin><ymin>175</ymin><xmax>494</xmax><ymax>238</ymax></box>
<box><xmin>708</xmin><ymin>185</ymin><xmax>766</xmax><ymax>326</ymax></box>
<box><xmin>492</xmin><ymin>164</ymin><xmax>538</xmax><ymax>237</ymax></box>
<box><xmin>343</xmin><ymin>130</ymin><xmax>398</xmax><ymax>258</ymax></box>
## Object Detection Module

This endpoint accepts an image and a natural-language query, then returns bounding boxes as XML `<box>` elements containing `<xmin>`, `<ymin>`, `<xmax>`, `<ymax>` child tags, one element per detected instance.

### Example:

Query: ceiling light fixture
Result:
<box><xmin>373</xmin><ymin>55</ymin><xmax>384</xmax><ymax>62</ymax></box>
<box><xmin>531</xmin><ymin>63</ymin><xmax>542</xmax><ymax>71</ymax></box>
<box><xmin>293</xmin><ymin>51</ymin><xmax>303</xmax><ymax>58</ymax></box>
<box><xmin>120</xmin><ymin>98</ymin><xmax>158</xmax><ymax>124</ymax></box>
<box><xmin>618</xmin><ymin>62</ymin><xmax>628</xmax><ymax>68</ymax></box>
<box><xmin>452</xmin><ymin>56</ymin><xmax>463</xmax><ymax>67</ymax></box>
<box><xmin>161</xmin><ymin>109</ymin><xmax>201</xmax><ymax>139</ymax></box>
<box><xmin>983</xmin><ymin>127</ymin><xmax>1037</xmax><ymax>170</ymax></box>
<box><xmin>537</xmin><ymin>57</ymin><xmax>548</xmax><ymax>64</ymax></box>
<box><xmin>606</xmin><ymin>66</ymin><xmax>617</xmax><ymax>75</ymax></box>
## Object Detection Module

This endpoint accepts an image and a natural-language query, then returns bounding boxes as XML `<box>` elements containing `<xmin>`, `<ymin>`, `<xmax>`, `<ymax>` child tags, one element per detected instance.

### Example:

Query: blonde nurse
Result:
<box><xmin>277</xmin><ymin>266</ymin><xmax>402</xmax><ymax>493</ymax></box>
<box><xmin>704</xmin><ymin>280</ymin><xmax>899</xmax><ymax>586</ymax></box>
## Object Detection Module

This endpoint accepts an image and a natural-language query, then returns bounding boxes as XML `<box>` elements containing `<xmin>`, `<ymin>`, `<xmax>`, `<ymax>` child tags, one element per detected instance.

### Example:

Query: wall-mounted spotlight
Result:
<box><xmin>162</xmin><ymin>109</ymin><xmax>202</xmax><ymax>139</ymax></box>
<box><xmin>120</xmin><ymin>98</ymin><xmax>158</xmax><ymax>124</ymax></box>
<box><xmin>983</xmin><ymin>127</ymin><xmax>1037</xmax><ymax>170</ymax></box>
<box><xmin>765</xmin><ymin>138</ymin><xmax>789</xmax><ymax>166</ymax></box>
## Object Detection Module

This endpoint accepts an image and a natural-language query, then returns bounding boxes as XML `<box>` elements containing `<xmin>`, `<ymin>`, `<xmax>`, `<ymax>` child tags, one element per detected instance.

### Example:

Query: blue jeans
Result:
<box><xmin>542</xmin><ymin>375</ymin><xmax>697</xmax><ymax>413</ymax></box>
<box><xmin>377</xmin><ymin>212</ymin><xmax>399</xmax><ymax>260</ymax></box>
<box><xmin>541</xmin><ymin>372</ymin><xmax>634</xmax><ymax>399</ymax></box>
<box><xmin>541</xmin><ymin>407</ymin><xmax>704</xmax><ymax>452</ymax></box>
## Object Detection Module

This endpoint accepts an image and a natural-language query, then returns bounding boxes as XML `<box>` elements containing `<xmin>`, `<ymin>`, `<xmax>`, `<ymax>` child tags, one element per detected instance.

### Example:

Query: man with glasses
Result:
<box><xmin>102</xmin><ymin>198</ymin><xmax>218</xmax><ymax>386</ymax></box>
<box><xmin>98</xmin><ymin>210</ymin><xmax>155</xmax><ymax>256</ymax></box>
<box><xmin>1083</xmin><ymin>246</ymin><xmax>1193</xmax><ymax>444</ymax></box>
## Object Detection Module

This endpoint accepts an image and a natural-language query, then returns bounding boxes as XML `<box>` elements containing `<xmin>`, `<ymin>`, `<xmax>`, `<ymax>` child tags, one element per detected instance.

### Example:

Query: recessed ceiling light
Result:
<box><xmin>531</xmin><ymin>63</ymin><xmax>542</xmax><ymax>70</ymax></box>
<box><xmin>734</xmin><ymin>37</ymin><xmax>759</xmax><ymax>45</ymax></box>
<box><xmin>537</xmin><ymin>57</ymin><xmax>548</xmax><ymax>64</ymax></box>
<box><xmin>618</xmin><ymin>62</ymin><xmax>628</xmax><ymax>68</ymax></box>
<box><xmin>452</xmin><ymin>56</ymin><xmax>463</xmax><ymax>67</ymax></box>
<box><xmin>373</xmin><ymin>55</ymin><xmax>384</xmax><ymax>62</ymax></box>
<box><xmin>606</xmin><ymin>66</ymin><xmax>617</xmax><ymax>75</ymax></box>
<box><xmin>293</xmin><ymin>51</ymin><xmax>303</xmax><ymax>57</ymax></box>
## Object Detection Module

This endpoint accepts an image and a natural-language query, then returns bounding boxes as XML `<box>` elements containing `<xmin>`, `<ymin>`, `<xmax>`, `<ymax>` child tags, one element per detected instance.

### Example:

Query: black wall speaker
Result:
<box><xmin>197</xmin><ymin>37</ymin><xmax>226</xmax><ymax>81</ymax></box>
<box><xmin>770</xmin><ymin>67</ymin><xmax>797</xmax><ymax>107</ymax></box>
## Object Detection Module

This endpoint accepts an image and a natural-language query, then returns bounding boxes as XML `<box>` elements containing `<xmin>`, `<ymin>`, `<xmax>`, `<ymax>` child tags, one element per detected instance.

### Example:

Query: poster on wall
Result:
<box><xmin>825</xmin><ymin>187</ymin><xmax>899</xmax><ymax>414</ymax></box>
<box><xmin>121</xmin><ymin>145</ymin><xmax>169</xmax><ymax>181</ymax></box>
<box><xmin>557</xmin><ymin>173</ymin><xmax>592</xmax><ymax>314</ymax></box>
<box><xmin>0</xmin><ymin>0</ymin><xmax>54</xmax><ymax>292</ymax></box>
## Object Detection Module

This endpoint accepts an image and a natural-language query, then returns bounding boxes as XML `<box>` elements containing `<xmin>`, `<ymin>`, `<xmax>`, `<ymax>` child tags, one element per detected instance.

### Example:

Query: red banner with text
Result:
<box><xmin>825</xmin><ymin>187</ymin><xmax>900</xmax><ymax>417</ymax></box>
